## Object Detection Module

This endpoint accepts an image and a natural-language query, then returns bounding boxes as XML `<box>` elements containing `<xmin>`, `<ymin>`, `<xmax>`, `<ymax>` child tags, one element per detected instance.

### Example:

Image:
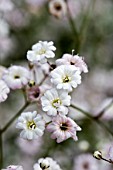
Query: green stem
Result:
<box><xmin>0</xmin><ymin>130</ymin><xmax>3</xmax><ymax>169</ymax></box>
<box><xmin>1</xmin><ymin>102</ymin><xmax>30</xmax><ymax>134</ymax></box>
<box><xmin>70</xmin><ymin>104</ymin><xmax>113</xmax><ymax>138</ymax></box>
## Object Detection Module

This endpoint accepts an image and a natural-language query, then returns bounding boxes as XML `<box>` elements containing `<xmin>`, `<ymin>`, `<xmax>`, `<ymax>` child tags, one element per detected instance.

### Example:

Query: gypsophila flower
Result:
<box><xmin>47</xmin><ymin>115</ymin><xmax>81</xmax><ymax>143</ymax></box>
<box><xmin>41</xmin><ymin>88</ymin><xmax>71</xmax><ymax>116</ymax></box>
<box><xmin>27</xmin><ymin>85</ymin><xmax>40</xmax><ymax>102</ymax></box>
<box><xmin>27</xmin><ymin>41</ymin><xmax>56</xmax><ymax>64</ymax></box>
<box><xmin>4</xmin><ymin>165</ymin><xmax>23</xmax><ymax>170</ymax></box>
<box><xmin>33</xmin><ymin>157</ymin><xmax>62</xmax><ymax>170</ymax></box>
<box><xmin>0</xmin><ymin>79</ymin><xmax>10</xmax><ymax>103</ymax></box>
<box><xmin>51</xmin><ymin>65</ymin><xmax>81</xmax><ymax>92</ymax></box>
<box><xmin>16</xmin><ymin>111</ymin><xmax>45</xmax><ymax>140</ymax></box>
<box><xmin>48</xmin><ymin>0</ymin><xmax>67</xmax><ymax>19</ymax></box>
<box><xmin>56</xmin><ymin>53</ymin><xmax>88</xmax><ymax>73</ymax></box>
<box><xmin>2</xmin><ymin>65</ymin><xmax>30</xmax><ymax>90</ymax></box>
<box><xmin>73</xmin><ymin>154</ymin><xmax>99</xmax><ymax>170</ymax></box>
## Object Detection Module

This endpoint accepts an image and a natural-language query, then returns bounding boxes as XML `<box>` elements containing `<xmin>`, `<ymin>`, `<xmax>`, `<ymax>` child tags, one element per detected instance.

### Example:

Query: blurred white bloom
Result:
<box><xmin>2</xmin><ymin>65</ymin><xmax>30</xmax><ymax>90</ymax></box>
<box><xmin>27</xmin><ymin>41</ymin><xmax>56</xmax><ymax>64</ymax></box>
<box><xmin>51</xmin><ymin>65</ymin><xmax>81</xmax><ymax>92</ymax></box>
<box><xmin>16</xmin><ymin>111</ymin><xmax>45</xmax><ymax>140</ymax></box>
<box><xmin>48</xmin><ymin>0</ymin><xmax>67</xmax><ymax>18</ymax></box>
<box><xmin>4</xmin><ymin>165</ymin><xmax>23</xmax><ymax>170</ymax></box>
<box><xmin>41</xmin><ymin>88</ymin><xmax>71</xmax><ymax>116</ymax></box>
<box><xmin>47</xmin><ymin>115</ymin><xmax>81</xmax><ymax>143</ymax></box>
<box><xmin>0</xmin><ymin>19</ymin><xmax>10</xmax><ymax>37</ymax></box>
<box><xmin>0</xmin><ymin>0</ymin><xmax>14</xmax><ymax>12</ymax></box>
<box><xmin>34</xmin><ymin>157</ymin><xmax>62</xmax><ymax>170</ymax></box>
<box><xmin>108</xmin><ymin>145</ymin><xmax>113</xmax><ymax>161</ymax></box>
<box><xmin>0</xmin><ymin>79</ymin><xmax>10</xmax><ymax>103</ymax></box>
<box><xmin>16</xmin><ymin>137</ymin><xmax>43</xmax><ymax>155</ymax></box>
<box><xmin>78</xmin><ymin>140</ymin><xmax>89</xmax><ymax>151</ymax></box>
<box><xmin>56</xmin><ymin>53</ymin><xmax>88</xmax><ymax>73</ymax></box>
<box><xmin>73</xmin><ymin>154</ymin><xmax>99</xmax><ymax>170</ymax></box>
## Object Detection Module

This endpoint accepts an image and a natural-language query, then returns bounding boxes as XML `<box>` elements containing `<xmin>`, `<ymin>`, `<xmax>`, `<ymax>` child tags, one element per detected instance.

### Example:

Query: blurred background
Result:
<box><xmin>1</xmin><ymin>0</ymin><xmax>113</xmax><ymax>169</ymax></box>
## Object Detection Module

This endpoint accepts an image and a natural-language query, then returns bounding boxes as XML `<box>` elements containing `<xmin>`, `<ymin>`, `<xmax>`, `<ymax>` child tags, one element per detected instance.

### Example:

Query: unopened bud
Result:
<box><xmin>93</xmin><ymin>151</ymin><xmax>102</xmax><ymax>160</ymax></box>
<box><xmin>28</xmin><ymin>80</ymin><xmax>35</xmax><ymax>87</ymax></box>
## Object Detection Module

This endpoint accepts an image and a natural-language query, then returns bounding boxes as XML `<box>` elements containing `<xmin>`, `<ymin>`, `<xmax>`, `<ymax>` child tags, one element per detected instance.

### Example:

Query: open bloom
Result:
<box><xmin>41</xmin><ymin>88</ymin><xmax>71</xmax><ymax>116</ymax></box>
<box><xmin>27</xmin><ymin>41</ymin><xmax>56</xmax><ymax>64</ymax></box>
<box><xmin>47</xmin><ymin>115</ymin><xmax>81</xmax><ymax>143</ymax></box>
<box><xmin>0</xmin><ymin>79</ymin><xmax>10</xmax><ymax>103</ymax></box>
<box><xmin>2</xmin><ymin>65</ymin><xmax>30</xmax><ymax>90</ymax></box>
<box><xmin>48</xmin><ymin>0</ymin><xmax>67</xmax><ymax>19</ymax></box>
<box><xmin>51</xmin><ymin>65</ymin><xmax>81</xmax><ymax>92</ymax></box>
<box><xmin>16</xmin><ymin>111</ymin><xmax>45</xmax><ymax>140</ymax></box>
<box><xmin>3</xmin><ymin>165</ymin><xmax>23</xmax><ymax>170</ymax></box>
<box><xmin>33</xmin><ymin>157</ymin><xmax>62</xmax><ymax>170</ymax></box>
<box><xmin>56</xmin><ymin>53</ymin><xmax>88</xmax><ymax>73</ymax></box>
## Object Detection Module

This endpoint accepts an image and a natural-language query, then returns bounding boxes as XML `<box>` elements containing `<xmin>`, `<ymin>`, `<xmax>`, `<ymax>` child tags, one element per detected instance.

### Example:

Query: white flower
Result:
<box><xmin>51</xmin><ymin>65</ymin><xmax>81</xmax><ymax>92</ymax></box>
<box><xmin>27</xmin><ymin>41</ymin><xmax>56</xmax><ymax>64</ymax></box>
<box><xmin>0</xmin><ymin>79</ymin><xmax>10</xmax><ymax>103</ymax></box>
<box><xmin>41</xmin><ymin>88</ymin><xmax>71</xmax><ymax>116</ymax></box>
<box><xmin>56</xmin><ymin>53</ymin><xmax>88</xmax><ymax>73</ymax></box>
<box><xmin>16</xmin><ymin>111</ymin><xmax>45</xmax><ymax>140</ymax></box>
<box><xmin>73</xmin><ymin>154</ymin><xmax>99</xmax><ymax>170</ymax></box>
<box><xmin>48</xmin><ymin>0</ymin><xmax>67</xmax><ymax>19</ymax></box>
<box><xmin>2</xmin><ymin>65</ymin><xmax>30</xmax><ymax>90</ymax></box>
<box><xmin>33</xmin><ymin>157</ymin><xmax>62</xmax><ymax>170</ymax></box>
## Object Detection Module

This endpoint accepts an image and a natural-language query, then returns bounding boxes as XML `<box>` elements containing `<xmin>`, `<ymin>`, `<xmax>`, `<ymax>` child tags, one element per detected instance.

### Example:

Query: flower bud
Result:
<box><xmin>93</xmin><ymin>151</ymin><xmax>102</xmax><ymax>160</ymax></box>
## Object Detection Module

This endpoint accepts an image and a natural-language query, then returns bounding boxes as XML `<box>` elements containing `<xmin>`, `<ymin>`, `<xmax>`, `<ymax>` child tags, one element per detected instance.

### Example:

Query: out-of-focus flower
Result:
<box><xmin>16</xmin><ymin>137</ymin><xmax>43</xmax><ymax>156</ymax></box>
<box><xmin>2</xmin><ymin>65</ymin><xmax>30</xmax><ymax>90</ymax></box>
<box><xmin>0</xmin><ymin>19</ymin><xmax>10</xmax><ymax>37</ymax></box>
<box><xmin>47</xmin><ymin>115</ymin><xmax>81</xmax><ymax>143</ymax></box>
<box><xmin>0</xmin><ymin>79</ymin><xmax>10</xmax><ymax>103</ymax></box>
<box><xmin>108</xmin><ymin>146</ymin><xmax>113</xmax><ymax>161</ymax></box>
<box><xmin>73</xmin><ymin>154</ymin><xmax>99</xmax><ymax>170</ymax></box>
<box><xmin>78</xmin><ymin>140</ymin><xmax>89</xmax><ymax>151</ymax></box>
<box><xmin>16</xmin><ymin>111</ymin><xmax>45</xmax><ymax>140</ymax></box>
<box><xmin>48</xmin><ymin>0</ymin><xmax>67</xmax><ymax>19</ymax></box>
<box><xmin>27</xmin><ymin>41</ymin><xmax>56</xmax><ymax>64</ymax></box>
<box><xmin>33</xmin><ymin>157</ymin><xmax>62</xmax><ymax>170</ymax></box>
<box><xmin>41</xmin><ymin>88</ymin><xmax>71</xmax><ymax>116</ymax></box>
<box><xmin>0</xmin><ymin>0</ymin><xmax>14</xmax><ymax>12</ymax></box>
<box><xmin>51</xmin><ymin>65</ymin><xmax>81</xmax><ymax>92</ymax></box>
<box><xmin>27</xmin><ymin>85</ymin><xmax>40</xmax><ymax>102</ymax></box>
<box><xmin>2</xmin><ymin>165</ymin><xmax>23</xmax><ymax>170</ymax></box>
<box><xmin>0</xmin><ymin>65</ymin><xmax>6</xmax><ymax>78</ymax></box>
<box><xmin>56</xmin><ymin>53</ymin><xmax>88</xmax><ymax>73</ymax></box>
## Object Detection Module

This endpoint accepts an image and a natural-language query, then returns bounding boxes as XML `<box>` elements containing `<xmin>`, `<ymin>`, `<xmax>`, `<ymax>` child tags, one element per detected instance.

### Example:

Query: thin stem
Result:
<box><xmin>101</xmin><ymin>157</ymin><xmax>113</xmax><ymax>164</ymax></box>
<box><xmin>1</xmin><ymin>102</ymin><xmax>30</xmax><ymax>134</ymax></box>
<box><xmin>70</xmin><ymin>104</ymin><xmax>113</xmax><ymax>138</ymax></box>
<box><xmin>0</xmin><ymin>130</ymin><xmax>3</xmax><ymax>169</ymax></box>
<box><xmin>94</xmin><ymin>99</ymin><xmax>113</xmax><ymax>119</ymax></box>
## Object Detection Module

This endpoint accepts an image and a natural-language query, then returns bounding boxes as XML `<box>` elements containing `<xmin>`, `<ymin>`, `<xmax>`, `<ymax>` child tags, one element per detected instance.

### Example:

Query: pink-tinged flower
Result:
<box><xmin>0</xmin><ymin>79</ymin><xmax>10</xmax><ymax>103</ymax></box>
<box><xmin>47</xmin><ymin>115</ymin><xmax>81</xmax><ymax>143</ymax></box>
<box><xmin>33</xmin><ymin>157</ymin><xmax>62</xmax><ymax>170</ymax></box>
<box><xmin>0</xmin><ymin>0</ymin><xmax>14</xmax><ymax>12</ymax></box>
<box><xmin>3</xmin><ymin>165</ymin><xmax>23</xmax><ymax>170</ymax></box>
<box><xmin>56</xmin><ymin>53</ymin><xmax>88</xmax><ymax>73</ymax></box>
<box><xmin>48</xmin><ymin>0</ymin><xmax>67</xmax><ymax>19</ymax></box>
<box><xmin>27</xmin><ymin>85</ymin><xmax>40</xmax><ymax>102</ymax></box>
<box><xmin>73</xmin><ymin>154</ymin><xmax>99</xmax><ymax>170</ymax></box>
<box><xmin>2</xmin><ymin>65</ymin><xmax>30</xmax><ymax>90</ymax></box>
<box><xmin>51</xmin><ymin>65</ymin><xmax>81</xmax><ymax>92</ymax></box>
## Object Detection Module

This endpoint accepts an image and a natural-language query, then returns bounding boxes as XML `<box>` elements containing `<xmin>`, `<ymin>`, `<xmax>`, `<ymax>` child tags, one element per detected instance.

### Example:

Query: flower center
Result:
<box><xmin>54</xmin><ymin>3</ymin><xmax>62</xmax><ymax>11</ymax></box>
<box><xmin>63</xmin><ymin>75</ymin><xmax>71</xmax><ymax>83</ymax></box>
<box><xmin>60</xmin><ymin>123</ymin><xmax>68</xmax><ymax>131</ymax></box>
<box><xmin>27</xmin><ymin>121</ymin><xmax>36</xmax><ymax>130</ymax></box>
<box><xmin>38</xmin><ymin>48</ymin><xmax>46</xmax><ymax>55</ymax></box>
<box><xmin>14</xmin><ymin>75</ymin><xmax>20</xmax><ymax>79</ymax></box>
<box><xmin>83</xmin><ymin>162</ymin><xmax>89</xmax><ymax>169</ymax></box>
<box><xmin>52</xmin><ymin>98</ymin><xmax>62</xmax><ymax>108</ymax></box>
